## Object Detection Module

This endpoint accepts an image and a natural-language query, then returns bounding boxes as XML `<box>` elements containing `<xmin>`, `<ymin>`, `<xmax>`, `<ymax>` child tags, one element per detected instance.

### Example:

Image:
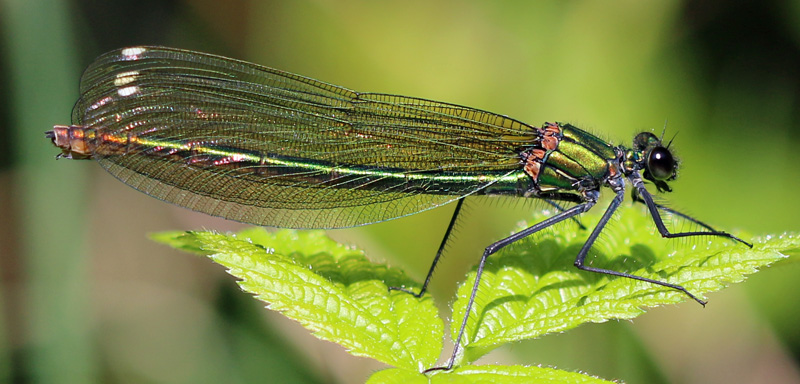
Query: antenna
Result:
<box><xmin>661</xmin><ymin>120</ymin><xmax>678</xmax><ymax>148</ymax></box>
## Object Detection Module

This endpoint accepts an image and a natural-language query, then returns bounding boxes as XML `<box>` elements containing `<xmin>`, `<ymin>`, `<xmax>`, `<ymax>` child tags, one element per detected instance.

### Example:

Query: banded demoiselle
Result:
<box><xmin>47</xmin><ymin>46</ymin><xmax>751</xmax><ymax>371</ymax></box>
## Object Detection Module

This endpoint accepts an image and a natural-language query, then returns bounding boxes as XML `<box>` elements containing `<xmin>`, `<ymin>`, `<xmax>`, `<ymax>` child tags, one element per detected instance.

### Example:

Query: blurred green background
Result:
<box><xmin>1</xmin><ymin>0</ymin><xmax>799</xmax><ymax>383</ymax></box>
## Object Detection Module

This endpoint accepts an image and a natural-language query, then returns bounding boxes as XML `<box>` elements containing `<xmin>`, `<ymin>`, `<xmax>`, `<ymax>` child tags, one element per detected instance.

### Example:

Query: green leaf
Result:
<box><xmin>153</xmin><ymin>205</ymin><xmax>794</xmax><ymax>383</ymax></box>
<box><xmin>152</xmin><ymin>228</ymin><xmax>443</xmax><ymax>370</ymax></box>
<box><xmin>366</xmin><ymin>366</ymin><xmax>615</xmax><ymax>384</ymax></box>
<box><xmin>451</xmin><ymin>204</ymin><xmax>793</xmax><ymax>364</ymax></box>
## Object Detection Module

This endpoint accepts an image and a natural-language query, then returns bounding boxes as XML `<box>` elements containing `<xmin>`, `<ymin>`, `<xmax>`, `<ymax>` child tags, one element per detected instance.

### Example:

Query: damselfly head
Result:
<box><xmin>633</xmin><ymin>132</ymin><xmax>678</xmax><ymax>192</ymax></box>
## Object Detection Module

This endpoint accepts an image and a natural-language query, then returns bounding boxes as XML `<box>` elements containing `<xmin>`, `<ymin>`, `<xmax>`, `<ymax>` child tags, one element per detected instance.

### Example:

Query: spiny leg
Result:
<box><xmin>389</xmin><ymin>198</ymin><xmax>465</xmax><ymax>297</ymax></box>
<box><xmin>427</xmin><ymin>179</ymin><xmax>729</xmax><ymax>372</ymax></box>
<box><xmin>631</xmin><ymin>189</ymin><xmax>716</xmax><ymax>231</ymax></box>
<box><xmin>573</xmin><ymin>190</ymin><xmax>708</xmax><ymax>306</ymax></box>
<box><xmin>543</xmin><ymin>199</ymin><xmax>586</xmax><ymax>230</ymax></box>
<box><xmin>630</xmin><ymin>174</ymin><xmax>752</xmax><ymax>248</ymax></box>
<box><xmin>425</xmin><ymin>200</ymin><xmax>595</xmax><ymax>372</ymax></box>
<box><xmin>390</xmin><ymin>194</ymin><xmax>588</xmax><ymax>298</ymax></box>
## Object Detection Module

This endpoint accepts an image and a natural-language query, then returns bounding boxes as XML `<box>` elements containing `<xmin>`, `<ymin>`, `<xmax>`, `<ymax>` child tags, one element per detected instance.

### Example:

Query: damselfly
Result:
<box><xmin>48</xmin><ymin>46</ymin><xmax>751</xmax><ymax>371</ymax></box>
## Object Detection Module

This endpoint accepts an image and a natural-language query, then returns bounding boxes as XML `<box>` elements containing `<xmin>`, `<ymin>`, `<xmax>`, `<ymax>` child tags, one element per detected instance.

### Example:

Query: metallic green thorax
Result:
<box><xmin>521</xmin><ymin>123</ymin><xmax>618</xmax><ymax>193</ymax></box>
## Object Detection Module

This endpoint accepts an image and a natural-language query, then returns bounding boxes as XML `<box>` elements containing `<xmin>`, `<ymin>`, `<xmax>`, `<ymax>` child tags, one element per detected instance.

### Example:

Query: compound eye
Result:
<box><xmin>647</xmin><ymin>147</ymin><xmax>675</xmax><ymax>180</ymax></box>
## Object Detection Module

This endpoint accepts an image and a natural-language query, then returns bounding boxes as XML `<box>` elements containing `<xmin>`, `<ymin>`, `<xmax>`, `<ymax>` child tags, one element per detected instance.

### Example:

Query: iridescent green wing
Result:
<box><xmin>74</xmin><ymin>46</ymin><xmax>534</xmax><ymax>228</ymax></box>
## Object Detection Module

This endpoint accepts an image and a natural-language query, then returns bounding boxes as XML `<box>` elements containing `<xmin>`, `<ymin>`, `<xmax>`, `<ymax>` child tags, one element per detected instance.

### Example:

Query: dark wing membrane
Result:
<box><xmin>74</xmin><ymin>46</ymin><xmax>535</xmax><ymax>228</ymax></box>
